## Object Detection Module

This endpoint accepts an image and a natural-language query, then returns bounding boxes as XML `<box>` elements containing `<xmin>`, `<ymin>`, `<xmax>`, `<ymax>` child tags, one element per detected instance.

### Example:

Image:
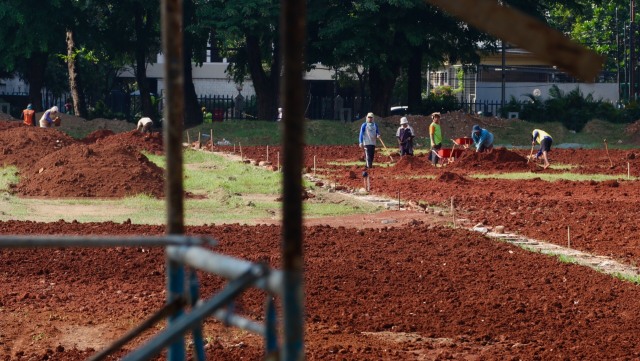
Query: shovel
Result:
<box><xmin>526</xmin><ymin>143</ymin><xmax>535</xmax><ymax>163</ymax></box>
<box><xmin>378</xmin><ymin>138</ymin><xmax>394</xmax><ymax>163</ymax></box>
<box><xmin>604</xmin><ymin>139</ymin><xmax>614</xmax><ymax>168</ymax></box>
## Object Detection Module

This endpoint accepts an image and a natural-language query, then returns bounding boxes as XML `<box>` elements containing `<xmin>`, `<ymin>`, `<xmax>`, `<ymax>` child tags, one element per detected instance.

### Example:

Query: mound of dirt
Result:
<box><xmin>0</xmin><ymin>113</ymin><xmax>17</xmax><ymax>121</ymax></box>
<box><xmin>392</xmin><ymin>155</ymin><xmax>430</xmax><ymax>171</ymax></box>
<box><xmin>437</xmin><ymin>171</ymin><xmax>469</xmax><ymax>183</ymax></box>
<box><xmin>14</xmin><ymin>140</ymin><xmax>164</xmax><ymax>198</ymax></box>
<box><xmin>96</xmin><ymin>130</ymin><xmax>164</xmax><ymax>154</ymax></box>
<box><xmin>81</xmin><ymin>129</ymin><xmax>115</xmax><ymax>144</ymax></box>
<box><xmin>451</xmin><ymin>147</ymin><xmax>530</xmax><ymax>171</ymax></box>
<box><xmin>53</xmin><ymin>114</ymin><xmax>136</xmax><ymax>137</ymax></box>
<box><xmin>0</xmin><ymin>124</ymin><xmax>77</xmax><ymax>169</ymax></box>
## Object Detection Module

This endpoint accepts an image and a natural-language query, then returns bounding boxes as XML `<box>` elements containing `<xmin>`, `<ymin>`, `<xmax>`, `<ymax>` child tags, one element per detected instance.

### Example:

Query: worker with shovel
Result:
<box><xmin>531</xmin><ymin>129</ymin><xmax>553</xmax><ymax>169</ymax></box>
<box><xmin>358</xmin><ymin>112</ymin><xmax>381</xmax><ymax>168</ymax></box>
<box><xmin>428</xmin><ymin>112</ymin><xmax>443</xmax><ymax>165</ymax></box>
<box><xmin>396</xmin><ymin>117</ymin><xmax>415</xmax><ymax>156</ymax></box>
<box><xmin>471</xmin><ymin>125</ymin><xmax>494</xmax><ymax>153</ymax></box>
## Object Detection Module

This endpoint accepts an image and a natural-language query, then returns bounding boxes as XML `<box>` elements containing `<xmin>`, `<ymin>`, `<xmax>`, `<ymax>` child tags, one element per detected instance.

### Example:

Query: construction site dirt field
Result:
<box><xmin>2</xmin><ymin>120</ymin><xmax>640</xmax><ymax>360</ymax></box>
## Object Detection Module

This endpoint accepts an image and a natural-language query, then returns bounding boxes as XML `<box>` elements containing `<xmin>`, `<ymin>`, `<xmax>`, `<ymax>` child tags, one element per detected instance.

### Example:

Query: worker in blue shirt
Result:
<box><xmin>471</xmin><ymin>125</ymin><xmax>494</xmax><ymax>153</ymax></box>
<box><xmin>358</xmin><ymin>112</ymin><xmax>381</xmax><ymax>168</ymax></box>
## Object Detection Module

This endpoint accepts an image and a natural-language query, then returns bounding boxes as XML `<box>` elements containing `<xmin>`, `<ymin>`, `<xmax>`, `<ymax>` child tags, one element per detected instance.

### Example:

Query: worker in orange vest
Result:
<box><xmin>21</xmin><ymin>104</ymin><xmax>36</xmax><ymax>126</ymax></box>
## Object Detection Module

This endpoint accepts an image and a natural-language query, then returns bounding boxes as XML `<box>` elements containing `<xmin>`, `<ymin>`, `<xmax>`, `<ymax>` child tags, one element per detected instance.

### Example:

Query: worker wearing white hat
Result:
<box><xmin>39</xmin><ymin>106</ymin><xmax>59</xmax><ymax>128</ymax></box>
<box><xmin>396</xmin><ymin>117</ymin><xmax>415</xmax><ymax>156</ymax></box>
<box><xmin>358</xmin><ymin>112</ymin><xmax>381</xmax><ymax>168</ymax></box>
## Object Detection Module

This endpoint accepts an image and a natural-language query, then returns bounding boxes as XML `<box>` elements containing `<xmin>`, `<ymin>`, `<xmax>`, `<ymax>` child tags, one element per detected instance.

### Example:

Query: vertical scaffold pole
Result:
<box><xmin>161</xmin><ymin>0</ymin><xmax>186</xmax><ymax>359</ymax></box>
<box><xmin>280</xmin><ymin>0</ymin><xmax>306</xmax><ymax>359</ymax></box>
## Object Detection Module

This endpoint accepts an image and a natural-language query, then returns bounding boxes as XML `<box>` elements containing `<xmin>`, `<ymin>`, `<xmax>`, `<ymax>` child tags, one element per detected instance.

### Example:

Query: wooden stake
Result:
<box><xmin>186</xmin><ymin>131</ymin><xmax>190</xmax><ymax>145</ymax></box>
<box><xmin>210</xmin><ymin>129</ymin><xmax>213</xmax><ymax>146</ymax></box>
<box><xmin>628</xmin><ymin>162</ymin><xmax>631</xmax><ymax>179</ymax></box>
<box><xmin>567</xmin><ymin>226</ymin><xmax>571</xmax><ymax>248</ymax></box>
<box><xmin>266</xmin><ymin>145</ymin><xmax>269</xmax><ymax>162</ymax></box>
<box><xmin>234</xmin><ymin>143</ymin><xmax>236</xmax><ymax>153</ymax></box>
<box><xmin>451</xmin><ymin>196</ymin><xmax>456</xmax><ymax>229</ymax></box>
<box><xmin>277</xmin><ymin>152</ymin><xmax>280</xmax><ymax>171</ymax></box>
<box><xmin>313</xmin><ymin>155</ymin><xmax>316</xmax><ymax>175</ymax></box>
<box><xmin>240</xmin><ymin>142</ymin><xmax>243</xmax><ymax>160</ymax></box>
<box><xmin>397</xmin><ymin>191</ymin><xmax>401</xmax><ymax>211</ymax></box>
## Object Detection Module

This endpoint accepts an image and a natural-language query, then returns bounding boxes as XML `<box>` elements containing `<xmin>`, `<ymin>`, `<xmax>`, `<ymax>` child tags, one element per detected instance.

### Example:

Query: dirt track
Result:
<box><xmin>1</xmin><ymin>121</ymin><xmax>640</xmax><ymax>359</ymax></box>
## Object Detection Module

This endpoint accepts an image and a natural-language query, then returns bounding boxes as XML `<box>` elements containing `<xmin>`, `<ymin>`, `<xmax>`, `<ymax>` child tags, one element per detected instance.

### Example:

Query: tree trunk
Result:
<box><xmin>25</xmin><ymin>53</ymin><xmax>47</xmax><ymax>111</ymax></box>
<box><xmin>134</xmin><ymin>6</ymin><xmax>154</xmax><ymax>120</ymax></box>
<box><xmin>183</xmin><ymin>0</ymin><xmax>203</xmax><ymax>126</ymax></box>
<box><xmin>246</xmin><ymin>34</ymin><xmax>279</xmax><ymax>120</ymax></box>
<box><xmin>369</xmin><ymin>65</ymin><xmax>399</xmax><ymax>117</ymax></box>
<box><xmin>407</xmin><ymin>48</ymin><xmax>423</xmax><ymax>113</ymax></box>
<box><xmin>66</xmin><ymin>30</ymin><xmax>87</xmax><ymax>118</ymax></box>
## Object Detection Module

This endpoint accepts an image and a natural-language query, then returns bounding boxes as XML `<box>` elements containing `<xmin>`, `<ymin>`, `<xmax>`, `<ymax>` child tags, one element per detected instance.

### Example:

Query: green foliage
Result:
<box><xmin>420</xmin><ymin>86</ymin><xmax>460</xmax><ymax>114</ymax></box>
<box><xmin>547</xmin><ymin>1</ymin><xmax>625</xmax><ymax>74</ymax></box>
<box><xmin>503</xmin><ymin>85</ymin><xmax>628</xmax><ymax>131</ymax></box>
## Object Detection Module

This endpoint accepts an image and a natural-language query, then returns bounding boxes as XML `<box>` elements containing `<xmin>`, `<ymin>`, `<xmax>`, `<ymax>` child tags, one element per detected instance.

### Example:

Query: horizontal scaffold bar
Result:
<box><xmin>0</xmin><ymin>235</ymin><xmax>215</xmax><ymax>248</ymax></box>
<box><xmin>167</xmin><ymin>245</ymin><xmax>283</xmax><ymax>296</ymax></box>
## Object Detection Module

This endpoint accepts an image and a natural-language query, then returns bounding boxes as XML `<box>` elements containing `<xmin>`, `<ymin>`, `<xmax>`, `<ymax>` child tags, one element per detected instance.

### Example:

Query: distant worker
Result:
<box><xmin>471</xmin><ymin>125</ymin><xmax>494</xmax><ymax>153</ymax></box>
<box><xmin>39</xmin><ymin>106</ymin><xmax>59</xmax><ymax>128</ymax></box>
<box><xmin>137</xmin><ymin>117</ymin><xmax>154</xmax><ymax>134</ymax></box>
<box><xmin>428</xmin><ymin>112</ymin><xmax>442</xmax><ymax>165</ymax></box>
<box><xmin>21</xmin><ymin>104</ymin><xmax>36</xmax><ymax>126</ymax></box>
<box><xmin>532</xmin><ymin>129</ymin><xmax>553</xmax><ymax>169</ymax></box>
<box><xmin>358</xmin><ymin>112</ymin><xmax>381</xmax><ymax>168</ymax></box>
<box><xmin>396</xmin><ymin>117</ymin><xmax>414</xmax><ymax>156</ymax></box>
<box><xmin>202</xmin><ymin>107</ymin><xmax>213</xmax><ymax>123</ymax></box>
<box><xmin>64</xmin><ymin>99</ymin><xmax>73</xmax><ymax>115</ymax></box>
<box><xmin>277</xmin><ymin>107</ymin><xmax>283</xmax><ymax>122</ymax></box>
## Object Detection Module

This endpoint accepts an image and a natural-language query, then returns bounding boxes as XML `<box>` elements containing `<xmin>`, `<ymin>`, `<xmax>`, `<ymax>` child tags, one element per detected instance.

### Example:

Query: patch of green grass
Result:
<box><xmin>0</xmin><ymin>166</ymin><xmax>19</xmax><ymax>191</ymax></box>
<box><xmin>548</xmin><ymin>163</ymin><xmax>576</xmax><ymax>170</ymax></box>
<box><xmin>0</xmin><ymin>151</ymin><xmax>375</xmax><ymax>225</ymax></box>
<box><xmin>611</xmin><ymin>272</ymin><xmax>640</xmax><ymax>285</ymax></box>
<box><xmin>327</xmin><ymin>161</ymin><xmax>392</xmax><ymax>168</ymax></box>
<box><xmin>471</xmin><ymin>172</ymin><xmax>634</xmax><ymax>182</ymax></box>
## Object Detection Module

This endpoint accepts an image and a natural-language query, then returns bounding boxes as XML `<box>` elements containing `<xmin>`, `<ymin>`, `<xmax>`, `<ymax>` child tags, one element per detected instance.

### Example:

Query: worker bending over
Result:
<box><xmin>471</xmin><ymin>125</ymin><xmax>494</xmax><ymax>153</ymax></box>
<box><xmin>137</xmin><ymin>117</ymin><xmax>154</xmax><ymax>134</ymax></box>
<box><xmin>532</xmin><ymin>129</ymin><xmax>553</xmax><ymax>169</ymax></box>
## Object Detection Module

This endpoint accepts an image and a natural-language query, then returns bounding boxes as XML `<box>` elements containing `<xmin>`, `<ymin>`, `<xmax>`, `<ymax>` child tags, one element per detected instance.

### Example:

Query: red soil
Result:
<box><xmin>0</xmin><ymin>123</ymin><xmax>164</xmax><ymax>198</ymax></box>
<box><xmin>2</xmin><ymin>122</ymin><xmax>640</xmax><ymax>359</ymax></box>
<box><xmin>3</xmin><ymin>221</ymin><xmax>640</xmax><ymax>360</ymax></box>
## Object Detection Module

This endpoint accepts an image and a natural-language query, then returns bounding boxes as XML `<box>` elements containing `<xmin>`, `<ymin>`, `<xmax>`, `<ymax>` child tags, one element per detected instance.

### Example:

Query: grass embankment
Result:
<box><xmin>0</xmin><ymin>150</ymin><xmax>378</xmax><ymax>225</ymax></box>
<box><xmin>189</xmin><ymin>118</ymin><xmax>635</xmax><ymax>149</ymax></box>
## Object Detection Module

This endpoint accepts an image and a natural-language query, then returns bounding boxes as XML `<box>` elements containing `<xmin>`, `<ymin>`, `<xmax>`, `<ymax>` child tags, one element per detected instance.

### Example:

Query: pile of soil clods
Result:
<box><xmin>14</xmin><ymin>140</ymin><xmax>164</xmax><ymax>198</ymax></box>
<box><xmin>81</xmin><ymin>129</ymin><xmax>115</xmax><ymax>144</ymax></box>
<box><xmin>392</xmin><ymin>155</ymin><xmax>429</xmax><ymax>171</ymax></box>
<box><xmin>0</xmin><ymin>124</ymin><xmax>77</xmax><ymax>168</ymax></box>
<box><xmin>96</xmin><ymin>130</ymin><xmax>164</xmax><ymax>154</ymax></box>
<box><xmin>452</xmin><ymin>146</ymin><xmax>530</xmax><ymax>171</ymax></box>
<box><xmin>437</xmin><ymin>171</ymin><xmax>469</xmax><ymax>183</ymax></box>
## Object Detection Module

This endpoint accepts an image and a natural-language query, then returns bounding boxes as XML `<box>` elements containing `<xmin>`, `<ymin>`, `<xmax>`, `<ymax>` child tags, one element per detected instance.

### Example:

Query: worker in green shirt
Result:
<box><xmin>428</xmin><ymin>112</ymin><xmax>442</xmax><ymax>165</ymax></box>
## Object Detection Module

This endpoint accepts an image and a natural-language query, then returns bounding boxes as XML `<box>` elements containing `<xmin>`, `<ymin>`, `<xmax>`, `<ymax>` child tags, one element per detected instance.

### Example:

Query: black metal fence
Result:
<box><xmin>1</xmin><ymin>90</ymin><xmax>517</xmax><ymax>122</ymax></box>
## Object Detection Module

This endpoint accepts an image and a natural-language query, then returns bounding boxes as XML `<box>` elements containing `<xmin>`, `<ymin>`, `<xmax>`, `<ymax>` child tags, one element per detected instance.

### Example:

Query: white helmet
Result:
<box><xmin>51</xmin><ymin>106</ymin><xmax>59</xmax><ymax>113</ymax></box>
<box><xmin>400</xmin><ymin>117</ymin><xmax>408</xmax><ymax>125</ymax></box>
